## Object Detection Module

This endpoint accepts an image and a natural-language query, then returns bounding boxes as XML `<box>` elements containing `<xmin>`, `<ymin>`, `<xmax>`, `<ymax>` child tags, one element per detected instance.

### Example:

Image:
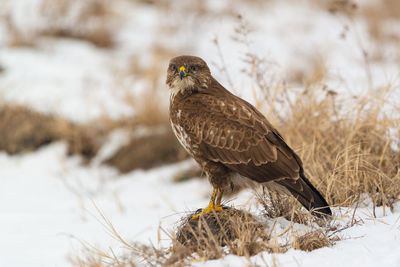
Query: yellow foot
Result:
<box><xmin>192</xmin><ymin>204</ymin><xmax>224</xmax><ymax>220</ymax></box>
<box><xmin>192</xmin><ymin>188</ymin><xmax>225</xmax><ymax>220</ymax></box>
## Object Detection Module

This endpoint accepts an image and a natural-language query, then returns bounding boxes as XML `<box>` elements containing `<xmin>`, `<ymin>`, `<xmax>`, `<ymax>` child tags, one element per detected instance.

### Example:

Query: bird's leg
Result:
<box><xmin>216</xmin><ymin>189</ymin><xmax>224</xmax><ymax>206</ymax></box>
<box><xmin>192</xmin><ymin>188</ymin><xmax>223</xmax><ymax>219</ymax></box>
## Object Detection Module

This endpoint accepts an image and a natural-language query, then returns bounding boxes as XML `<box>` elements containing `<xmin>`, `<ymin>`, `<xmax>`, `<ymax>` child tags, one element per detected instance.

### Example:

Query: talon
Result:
<box><xmin>192</xmin><ymin>213</ymin><xmax>201</xmax><ymax>220</ymax></box>
<box><xmin>191</xmin><ymin>188</ymin><xmax>224</xmax><ymax>220</ymax></box>
<box><xmin>215</xmin><ymin>206</ymin><xmax>223</xmax><ymax>212</ymax></box>
<box><xmin>195</xmin><ymin>208</ymin><xmax>203</xmax><ymax>214</ymax></box>
<box><xmin>191</xmin><ymin>208</ymin><xmax>203</xmax><ymax>219</ymax></box>
<box><xmin>191</xmin><ymin>205</ymin><xmax>224</xmax><ymax>220</ymax></box>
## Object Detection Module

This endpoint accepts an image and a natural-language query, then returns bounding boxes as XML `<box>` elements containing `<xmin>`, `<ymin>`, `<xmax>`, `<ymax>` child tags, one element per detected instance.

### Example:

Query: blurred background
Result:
<box><xmin>0</xmin><ymin>0</ymin><xmax>399</xmax><ymax>170</ymax></box>
<box><xmin>0</xmin><ymin>0</ymin><xmax>399</xmax><ymax>266</ymax></box>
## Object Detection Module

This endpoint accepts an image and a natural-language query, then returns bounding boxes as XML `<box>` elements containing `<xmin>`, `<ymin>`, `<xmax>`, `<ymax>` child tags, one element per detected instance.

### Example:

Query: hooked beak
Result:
<box><xmin>179</xmin><ymin>66</ymin><xmax>186</xmax><ymax>80</ymax></box>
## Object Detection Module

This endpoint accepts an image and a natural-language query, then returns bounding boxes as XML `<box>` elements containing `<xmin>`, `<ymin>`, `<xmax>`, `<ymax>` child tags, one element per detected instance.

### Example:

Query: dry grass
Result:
<box><xmin>174</xmin><ymin>209</ymin><xmax>269</xmax><ymax>259</ymax></box>
<box><xmin>74</xmin><ymin>5</ymin><xmax>399</xmax><ymax>264</ymax></box>
<box><xmin>4</xmin><ymin>13</ymin><xmax>37</xmax><ymax>48</ymax></box>
<box><xmin>99</xmin><ymin>45</ymin><xmax>188</xmax><ymax>172</ymax></box>
<box><xmin>278</xmin><ymin>84</ymin><xmax>400</xmax><ymax>210</ymax></box>
<box><xmin>2</xmin><ymin>0</ymin><xmax>396</xmax><ymax>264</ymax></box>
<box><xmin>39</xmin><ymin>0</ymin><xmax>118</xmax><ymax>47</ymax></box>
<box><xmin>0</xmin><ymin>105</ymin><xmax>99</xmax><ymax>159</ymax></box>
<box><xmin>291</xmin><ymin>229</ymin><xmax>336</xmax><ymax>252</ymax></box>
<box><xmin>101</xmin><ymin>56</ymin><xmax>188</xmax><ymax>172</ymax></box>
<box><xmin>104</xmin><ymin>128</ymin><xmax>188</xmax><ymax>173</ymax></box>
<box><xmin>314</xmin><ymin>0</ymin><xmax>400</xmax><ymax>61</ymax></box>
<box><xmin>0</xmin><ymin>50</ymin><xmax>187</xmax><ymax>173</ymax></box>
<box><xmin>0</xmin><ymin>102</ymin><xmax>188</xmax><ymax>171</ymax></box>
<box><xmin>247</xmin><ymin>66</ymin><xmax>400</xmax><ymax>212</ymax></box>
<box><xmin>322</xmin><ymin>0</ymin><xmax>359</xmax><ymax>17</ymax></box>
<box><xmin>68</xmin><ymin>74</ymin><xmax>399</xmax><ymax>267</ymax></box>
<box><xmin>286</xmin><ymin>54</ymin><xmax>328</xmax><ymax>87</ymax></box>
<box><xmin>259</xmin><ymin>190</ymin><xmax>314</xmax><ymax>224</ymax></box>
<box><xmin>232</xmin><ymin>16</ymin><xmax>400</xmax><ymax>212</ymax></box>
<box><xmin>72</xmin><ymin>205</ymin><xmax>342</xmax><ymax>266</ymax></box>
<box><xmin>5</xmin><ymin>0</ymin><xmax>118</xmax><ymax>48</ymax></box>
<box><xmin>122</xmin><ymin>88</ymin><xmax>170</xmax><ymax>128</ymax></box>
<box><xmin>361</xmin><ymin>0</ymin><xmax>400</xmax><ymax>48</ymax></box>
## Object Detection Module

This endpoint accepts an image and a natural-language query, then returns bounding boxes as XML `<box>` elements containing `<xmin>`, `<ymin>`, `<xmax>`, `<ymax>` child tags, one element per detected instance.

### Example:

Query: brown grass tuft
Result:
<box><xmin>236</xmin><ymin>34</ymin><xmax>400</xmax><ymax>212</ymax></box>
<box><xmin>4</xmin><ymin>0</ymin><xmax>118</xmax><ymax>48</ymax></box>
<box><xmin>72</xmin><ymin>206</ymin><xmax>341</xmax><ymax>265</ymax></box>
<box><xmin>360</xmin><ymin>0</ymin><xmax>400</xmax><ymax>48</ymax></box>
<box><xmin>175</xmin><ymin>209</ymin><xmax>268</xmax><ymax>257</ymax></box>
<box><xmin>104</xmin><ymin>128</ymin><xmax>188</xmax><ymax>173</ymax></box>
<box><xmin>165</xmin><ymin>208</ymin><xmax>287</xmax><ymax>265</ymax></box>
<box><xmin>0</xmin><ymin>105</ymin><xmax>99</xmax><ymax>159</ymax></box>
<box><xmin>279</xmin><ymin>84</ymin><xmax>400</xmax><ymax>210</ymax></box>
<box><xmin>291</xmin><ymin>229</ymin><xmax>336</xmax><ymax>252</ymax></box>
<box><xmin>39</xmin><ymin>0</ymin><xmax>117</xmax><ymax>47</ymax></box>
<box><xmin>233</xmin><ymin>20</ymin><xmax>400</xmax><ymax>213</ymax></box>
<box><xmin>324</xmin><ymin>0</ymin><xmax>358</xmax><ymax>16</ymax></box>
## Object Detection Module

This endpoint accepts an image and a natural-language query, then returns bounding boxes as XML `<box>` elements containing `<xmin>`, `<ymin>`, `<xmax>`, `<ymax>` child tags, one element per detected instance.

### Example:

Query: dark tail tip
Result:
<box><xmin>300</xmin><ymin>173</ymin><xmax>332</xmax><ymax>217</ymax></box>
<box><xmin>277</xmin><ymin>173</ymin><xmax>332</xmax><ymax>218</ymax></box>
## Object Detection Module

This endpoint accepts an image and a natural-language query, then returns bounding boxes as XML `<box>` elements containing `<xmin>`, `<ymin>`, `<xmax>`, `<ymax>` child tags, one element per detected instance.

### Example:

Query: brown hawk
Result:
<box><xmin>166</xmin><ymin>55</ymin><xmax>331</xmax><ymax>218</ymax></box>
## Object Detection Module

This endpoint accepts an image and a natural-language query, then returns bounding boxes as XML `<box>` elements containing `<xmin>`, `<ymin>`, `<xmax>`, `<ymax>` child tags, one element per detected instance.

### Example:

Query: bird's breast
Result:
<box><xmin>170</xmin><ymin>118</ymin><xmax>196</xmax><ymax>156</ymax></box>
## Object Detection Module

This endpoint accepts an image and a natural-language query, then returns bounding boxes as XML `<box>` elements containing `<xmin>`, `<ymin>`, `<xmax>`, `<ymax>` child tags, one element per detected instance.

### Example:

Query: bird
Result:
<box><xmin>166</xmin><ymin>55</ymin><xmax>332</xmax><ymax>218</ymax></box>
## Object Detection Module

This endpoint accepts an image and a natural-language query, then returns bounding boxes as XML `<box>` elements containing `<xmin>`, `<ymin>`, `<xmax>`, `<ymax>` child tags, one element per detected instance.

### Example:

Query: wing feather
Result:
<box><xmin>179</xmin><ymin>93</ymin><xmax>278</xmax><ymax>162</ymax></box>
<box><xmin>176</xmin><ymin>89</ymin><xmax>305</xmax><ymax>183</ymax></box>
<box><xmin>168</xmin><ymin>61</ymin><xmax>331</xmax><ymax>216</ymax></box>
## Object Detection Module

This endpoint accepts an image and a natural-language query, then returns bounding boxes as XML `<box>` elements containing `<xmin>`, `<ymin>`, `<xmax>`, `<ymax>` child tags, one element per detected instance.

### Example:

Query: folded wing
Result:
<box><xmin>178</xmin><ymin>91</ymin><xmax>331</xmax><ymax>216</ymax></box>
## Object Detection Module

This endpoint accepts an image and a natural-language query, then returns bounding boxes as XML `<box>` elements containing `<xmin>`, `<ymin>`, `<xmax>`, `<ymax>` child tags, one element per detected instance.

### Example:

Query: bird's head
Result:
<box><xmin>166</xmin><ymin>55</ymin><xmax>211</xmax><ymax>96</ymax></box>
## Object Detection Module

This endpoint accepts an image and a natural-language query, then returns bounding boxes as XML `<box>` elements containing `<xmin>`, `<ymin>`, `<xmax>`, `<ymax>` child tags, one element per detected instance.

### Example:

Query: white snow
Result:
<box><xmin>0</xmin><ymin>0</ymin><xmax>399</xmax><ymax>266</ymax></box>
<box><xmin>0</xmin><ymin>143</ymin><xmax>210</xmax><ymax>266</ymax></box>
<box><xmin>202</xmin><ymin>205</ymin><xmax>400</xmax><ymax>267</ymax></box>
<box><xmin>0</xmin><ymin>143</ymin><xmax>399</xmax><ymax>266</ymax></box>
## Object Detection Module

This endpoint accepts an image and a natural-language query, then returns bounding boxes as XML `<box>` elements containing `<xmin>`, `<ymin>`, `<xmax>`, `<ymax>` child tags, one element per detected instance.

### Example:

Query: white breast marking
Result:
<box><xmin>171</xmin><ymin>121</ymin><xmax>193</xmax><ymax>155</ymax></box>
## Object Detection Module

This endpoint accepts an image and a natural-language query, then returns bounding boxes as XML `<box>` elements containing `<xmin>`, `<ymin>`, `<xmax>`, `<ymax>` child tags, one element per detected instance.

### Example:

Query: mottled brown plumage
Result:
<box><xmin>166</xmin><ymin>55</ymin><xmax>331</xmax><ymax>217</ymax></box>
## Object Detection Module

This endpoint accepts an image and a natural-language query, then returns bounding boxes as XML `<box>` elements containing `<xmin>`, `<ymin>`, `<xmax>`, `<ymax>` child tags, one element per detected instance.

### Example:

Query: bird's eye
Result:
<box><xmin>170</xmin><ymin>64</ymin><xmax>178</xmax><ymax>72</ymax></box>
<box><xmin>189</xmin><ymin>65</ymin><xmax>198</xmax><ymax>72</ymax></box>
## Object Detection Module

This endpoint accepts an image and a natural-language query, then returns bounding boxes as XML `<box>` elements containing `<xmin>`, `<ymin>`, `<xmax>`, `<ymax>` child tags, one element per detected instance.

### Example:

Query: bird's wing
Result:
<box><xmin>179</xmin><ymin>93</ymin><xmax>300</xmax><ymax>180</ymax></box>
<box><xmin>179</xmin><ymin>91</ymin><xmax>331</xmax><ymax>215</ymax></box>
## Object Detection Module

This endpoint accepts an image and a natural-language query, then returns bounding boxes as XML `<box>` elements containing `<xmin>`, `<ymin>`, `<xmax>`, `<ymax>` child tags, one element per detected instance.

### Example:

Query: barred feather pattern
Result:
<box><xmin>167</xmin><ymin>55</ymin><xmax>331</xmax><ymax>217</ymax></box>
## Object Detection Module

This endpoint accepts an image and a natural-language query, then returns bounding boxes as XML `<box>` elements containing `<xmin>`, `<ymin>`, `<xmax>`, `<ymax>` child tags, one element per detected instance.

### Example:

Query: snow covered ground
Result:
<box><xmin>0</xmin><ymin>0</ymin><xmax>399</xmax><ymax>266</ymax></box>
<box><xmin>0</xmin><ymin>143</ymin><xmax>210</xmax><ymax>266</ymax></box>
<box><xmin>1</xmin><ymin>143</ymin><xmax>399</xmax><ymax>266</ymax></box>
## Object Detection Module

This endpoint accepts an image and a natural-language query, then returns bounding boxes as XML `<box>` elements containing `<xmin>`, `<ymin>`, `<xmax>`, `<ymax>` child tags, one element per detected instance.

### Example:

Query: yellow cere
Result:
<box><xmin>179</xmin><ymin>66</ymin><xmax>186</xmax><ymax>72</ymax></box>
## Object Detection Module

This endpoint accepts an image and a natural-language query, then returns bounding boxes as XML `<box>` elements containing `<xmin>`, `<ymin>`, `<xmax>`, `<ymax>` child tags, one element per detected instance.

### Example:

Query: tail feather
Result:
<box><xmin>277</xmin><ymin>172</ymin><xmax>332</xmax><ymax>217</ymax></box>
